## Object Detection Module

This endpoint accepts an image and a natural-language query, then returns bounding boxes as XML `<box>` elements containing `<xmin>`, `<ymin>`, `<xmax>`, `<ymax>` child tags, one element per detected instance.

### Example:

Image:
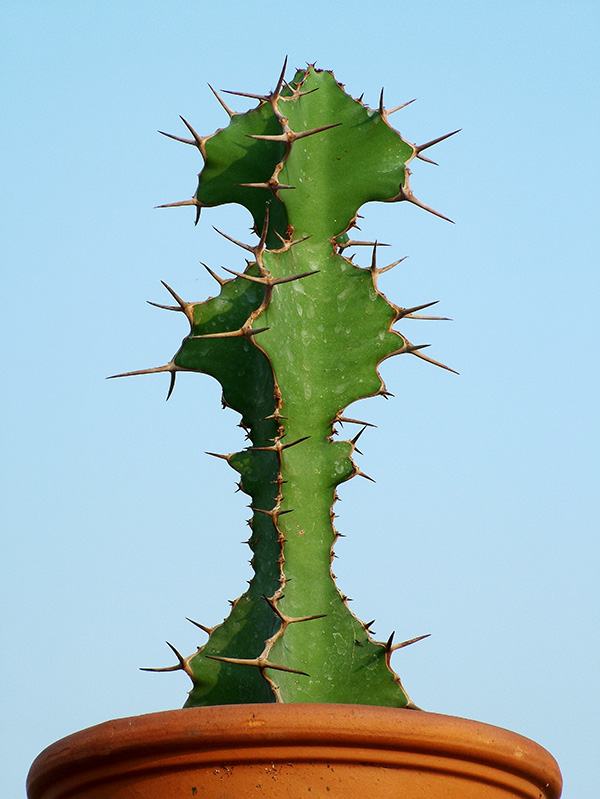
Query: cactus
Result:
<box><xmin>111</xmin><ymin>61</ymin><xmax>457</xmax><ymax>708</ymax></box>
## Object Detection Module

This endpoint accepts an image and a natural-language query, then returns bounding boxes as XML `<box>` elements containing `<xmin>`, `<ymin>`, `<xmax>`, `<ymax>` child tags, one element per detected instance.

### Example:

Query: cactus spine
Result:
<box><xmin>112</xmin><ymin>61</ymin><xmax>457</xmax><ymax>708</ymax></box>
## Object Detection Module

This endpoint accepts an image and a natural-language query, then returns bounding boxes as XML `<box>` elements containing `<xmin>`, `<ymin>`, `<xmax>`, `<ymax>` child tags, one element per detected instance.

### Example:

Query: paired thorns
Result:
<box><xmin>372</xmin><ymin>257</ymin><xmax>408</xmax><ymax>279</ymax></box>
<box><xmin>400</xmin><ymin>339</ymin><xmax>459</xmax><ymax>374</ymax></box>
<box><xmin>207</xmin><ymin>654</ymin><xmax>308</xmax><ymax>677</ymax></box>
<box><xmin>368</xmin><ymin>244</ymin><xmax>408</xmax><ymax>286</ymax></box>
<box><xmin>247</xmin><ymin>122</ymin><xmax>341</xmax><ymax>144</ymax></box>
<box><xmin>394</xmin><ymin>178</ymin><xmax>454</xmax><ymax>224</ymax></box>
<box><xmin>283</xmin><ymin>84</ymin><xmax>319</xmax><ymax>100</ymax></box>
<box><xmin>395</xmin><ymin>300</ymin><xmax>451</xmax><ymax>321</ymax></box>
<box><xmin>106</xmin><ymin>362</ymin><xmax>180</xmax><ymax>401</ymax></box>
<box><xmin>378</xmin><ymin>88</ymin><xmax>417</xmax><ymax>118</ymax></box>
<box><xmin>350</xmin><ymin>426</ymin><xmax>368</xmax><ymax>456</ymax></box>
<box><xmin>222</xmin><ymin>56</ymin><xmax>289</xmax><ymax>104</ymax></box>
<box><xmin>416</xmin><ymin>129</ymin><xmax>461</xmax><ymax>165</ymax></box>
<box><xmin>238</xmin><ymin>179</ymin><xmax>295</xmax><ymax>194</ymax></box>
<box><xmin>274</xmin><ymin>230</ymin><xmax>311</xmax><ymax>250</ymax></box>
<box><xmin>222</xmin><ymin>267</ymin><xmax>319</xmax><ymax>287</ymax></box>
<box><xmin>337</xmin><ymin>415</ymin><xmax>376</xmax><ymax>428</ymax></box>
<box><xmin>158</xmin><ymin>116</ymin><xmax>206</xmax><ymax>156</ymax></box>
<box><xmin>147</xmin><ymin>280</ymin><xmax>195</xmax><ymax>325</ymax></box>
<box><xmin>179</xmin><ymin>117</ymin><xmax>205</xmax><ymax>150</ymax></box>
<box><xmin>141</xmin><ymin>642</ymin><xmax>194</xmax><ymax>679</ymax></box>
<box><xmin>262</xmin><ymin>594</ymin><xmax>326</xmax><ymax>625</ymax></box>
<box><xmin>253</xmin><ymin>506</ymin><xmax>294</xmax><ymax>518</ymax></box>
<box><xmin>155</xmin><ymin>197</ymin><xmax>204</xmax><ymax>225</ymax></box>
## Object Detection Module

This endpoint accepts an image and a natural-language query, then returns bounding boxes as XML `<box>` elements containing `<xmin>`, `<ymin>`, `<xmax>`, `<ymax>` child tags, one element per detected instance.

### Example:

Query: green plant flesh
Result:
<box><xmin>113</xmin><ymin>63</ymin><xmax>456</xmax><ymax>707</ymax></box>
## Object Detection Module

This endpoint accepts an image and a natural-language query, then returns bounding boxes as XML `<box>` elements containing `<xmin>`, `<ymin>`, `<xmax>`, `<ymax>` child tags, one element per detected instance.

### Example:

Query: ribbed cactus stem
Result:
<box><xmin>112</xmin><ymin>63</ymin><xmax>456</xmax><ymax>707</ymax></box>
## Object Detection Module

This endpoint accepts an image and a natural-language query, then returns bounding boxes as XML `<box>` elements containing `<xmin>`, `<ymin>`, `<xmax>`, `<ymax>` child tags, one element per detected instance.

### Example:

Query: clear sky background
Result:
<box><xmin>1</xmin><ymin>2</ymin><xmax>598</xmax><ymax>797</ymax></box>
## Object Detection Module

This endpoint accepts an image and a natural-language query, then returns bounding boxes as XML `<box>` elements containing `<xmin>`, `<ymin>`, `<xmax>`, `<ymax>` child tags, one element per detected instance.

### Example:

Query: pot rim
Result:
<box><xmin>27</xmin><ymin>704</ymin><xmax>562</xmax><ymax>799</ymax></box>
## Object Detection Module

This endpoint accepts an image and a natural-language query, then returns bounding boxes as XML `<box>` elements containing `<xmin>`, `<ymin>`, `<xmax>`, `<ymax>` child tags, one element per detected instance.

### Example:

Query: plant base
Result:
<box><xmin>27</xmin><ymin>704</ymin><xmax>562</xmax><ymax>798</ymax></box>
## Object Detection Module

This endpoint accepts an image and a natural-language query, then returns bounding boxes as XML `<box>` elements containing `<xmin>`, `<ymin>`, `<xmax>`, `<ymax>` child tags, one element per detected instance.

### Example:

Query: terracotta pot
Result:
<box><xmin>27</xmin><ymin>703</ymin><xmax>562</xmax><ymax>798</ymax></box>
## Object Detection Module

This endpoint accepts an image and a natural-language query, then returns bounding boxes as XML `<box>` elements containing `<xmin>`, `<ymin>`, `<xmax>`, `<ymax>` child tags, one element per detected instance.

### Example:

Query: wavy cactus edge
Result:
<box><xmin>111</xmin><ymin>60</ymin><xmax>458</xmax><ymax>709</ymax></box>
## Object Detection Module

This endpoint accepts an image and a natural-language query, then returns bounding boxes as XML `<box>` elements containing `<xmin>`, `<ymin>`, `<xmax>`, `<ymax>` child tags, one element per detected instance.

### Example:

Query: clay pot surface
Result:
<box><xmin>27</xmin><ymin>703</ymin><xmax>562</xmax><ymax>799</ymax></box>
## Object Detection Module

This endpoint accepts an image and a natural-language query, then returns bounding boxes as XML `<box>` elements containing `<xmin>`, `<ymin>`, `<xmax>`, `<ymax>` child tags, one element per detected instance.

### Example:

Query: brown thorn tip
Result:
<box><xmin>417</xmin><ymin>129</ymin><xmax>461</xmax><ymax>153</ymax></box>
<box><xmin>212</xmin><ymin>226</ymin><xmax>254</xmax><ymax>253</ymax></box>
<box><xmin>351</xmin><ymin>426</ymin><xmax>368</xmax><ymax>446</ymax></box>
<box><xmin>395</xmin><ymin>300</ymin><xmax>443</xmax><ymax>320</ymax></box>
<box><xmin>141</xmin><ymin>641</ymin><xmax>186</xmax><ymax>673</ymax></box>
<box><xmin>201</xmin><ymin>262</ymin><xmax>226</xmax><ymax>286</ymax></box>
<box><xmin>410</xmin><ymin>348</ymin><xmax>459</xmax><ymax>375</ymax></box>
<box><xmin>207</xmin><ymin>83</ymin><xmax>235</xmax><ymax>117</ymax></box>
<box><xmin>237</xmin><ymin>181</ymin><xmax>295</xmax><ymax>191</ymax></box>
<box><xmin>258</xmin><ymin>201</ymin><xmax>270</xmax><ymax>249</ymax></box>
<box><xmin>166</xmin><ymin>641</ymin><xmax>185</xmax><ymax>661</ymax></box>
<box><xmin>388</xmin><ymin>98</ymin><xmax>417</xmax><ymax>114</ymax></box>
<box><xmin>376</xmin><ymin>256</ymin><xmax>409</xmax><ymax>276</ymax></box>
<box><xmin>206</xmin><ymin>655</ymin><xmax>308</xmax><ymax>677</ymax></box>
<box><xmin>206</xmin><ymin>451</ymin><xmax>230</xmax><ymax>461</ymax></box>
<box><xmin>416</xmin><ymin>153</ymin><xmax>439</xmax><ymax>166</ymax></box>
<box><xmin>155</xmin><ymin>198</ymin><xmax>202</xmax><ymax>210</ymax></box>
<box><xmin>272</xmin><ymin>269</ymin><xmax>319</xmax><ymax>285</ymax></box>
<box><xmin>166</xmin><ymin>370</ymin><xmax>176</xmax><ymax>401</ymax></box>
<box><xmin>293</xmin><ymin>122</ymin><xmax>342</xmax><ymax>140</ymax></box>
<box><xmin>275</xmin><ymin>56</ymin><xmax>289</xmax><ymax>95</ymax></box>
<box><xmin>186</xmin><ymin>618</ymin><xmax>213</xmax><ymax>635</ymax></box>
<box><xmin>390</xmin><ymin>633</ymin><xmax>431</xmax><ymax>652</ymax></box>
<box><xmin>140</xmin><ymin>664</ymin><xmax>180</xmax><ymax>673</ymax></box>
<box><xmin>247</xmin><ymin>326</ymin><xmax>270</xmax><ymax>337</ymax></box>
<box><xmin>222</xmin><ymin>89</ymin><xmax>268</xmax><ymax>101</ymax></box>
<box><xmin>158</xmin><ymin>130</ymin><xmax>196</xmax><ymax>146</ymax></box>
<box><xmin>337</xmin><ymin>416</ymin><xmax>377</xmax><ymax>428</ymax></box>
<box><xmin>147</xmin><ymin>301</ymin><xmax>180</xmax><ymax>312</ymax></box>
<box><xmin>402</xmin><ymin>342</ymin><xmax>430</xmax><ymax>354</ymax></box>
<box><xmin>178</xmin><ymin>116</ymin><xmax>205</xmax><ymax>150</ymax></box>
<box><xmin>385</xmin><ymin>632</ymin><xmax>395</xmax><ymax>651</ymax></box>
<box><xmin>221</xmin><ymin>267</ymin><xmax>266</xmax><ymax>284</ymax></box>
<box><xmin>401</xmin><ymin>188</ymin><xmax>454</xmax><ymax>223</ymax></box>
<box><xmin>160</xmin><ymin>280</ymin><xmax>187</xmax><ymax>308</ymax></box>
<box><xmin>356</xmin><ymin>469</ymin><xmax>376</xmax><ymax>483</ymax></box>
<box><xmin>106</xmin><ymin>362</ymin><xmax>175</xmax><ymax>380</ymax></box>
<box><xmin>282</xmin><ymin>435</ymin><xmax>310</xmax><ymax>449</ymax></box>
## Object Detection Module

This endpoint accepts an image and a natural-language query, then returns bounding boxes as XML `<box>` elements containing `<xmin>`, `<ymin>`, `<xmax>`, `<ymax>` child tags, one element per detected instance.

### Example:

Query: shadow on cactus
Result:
<box><xmin>110</xmin><ymin>60</ymin><xmax>459</xmax><ymax>708</ymax></box>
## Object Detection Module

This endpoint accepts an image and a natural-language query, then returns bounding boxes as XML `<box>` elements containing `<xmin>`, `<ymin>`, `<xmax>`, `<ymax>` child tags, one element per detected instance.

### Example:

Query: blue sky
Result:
<box><xmin>2</xmin><ymin>2</ymin><xmax>598</xmax><ymax>797</ymax></box>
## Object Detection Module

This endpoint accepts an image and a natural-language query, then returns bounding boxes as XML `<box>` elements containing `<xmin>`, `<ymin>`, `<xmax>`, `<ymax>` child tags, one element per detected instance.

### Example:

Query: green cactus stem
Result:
<box><xmin>111</xmin><ymin>61</ymin><xmax>457</xmax><ymax>708</ymax></box>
